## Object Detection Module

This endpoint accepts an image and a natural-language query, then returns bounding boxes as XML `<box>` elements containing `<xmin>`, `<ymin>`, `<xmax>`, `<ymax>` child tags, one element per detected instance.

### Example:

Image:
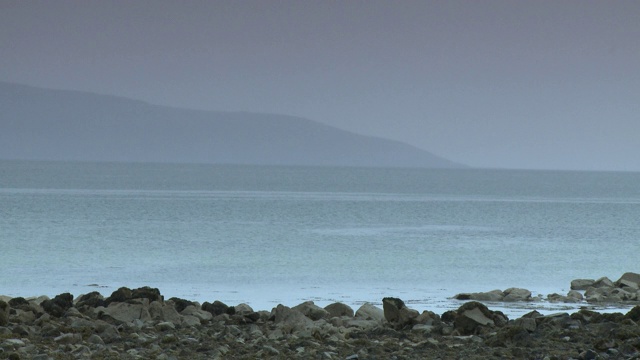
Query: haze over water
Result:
<box><xmin>2</xmin><ymin>160</ymin><xmax>639</xmax><ymax>317</ymax></box>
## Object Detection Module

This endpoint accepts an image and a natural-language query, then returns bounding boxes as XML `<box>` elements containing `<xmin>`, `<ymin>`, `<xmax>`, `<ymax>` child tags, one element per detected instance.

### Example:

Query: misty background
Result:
<box><xmin>1</xmin><ymin>1</ymin><xmax>639</xmax><ymax>171</ymax></box>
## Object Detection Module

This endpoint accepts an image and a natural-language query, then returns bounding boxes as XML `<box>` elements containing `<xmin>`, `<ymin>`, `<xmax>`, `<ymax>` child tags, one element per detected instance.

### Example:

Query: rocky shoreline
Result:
<box><xmin>1</xmin><ymin>273</ymin><xmax>640</xmax><ymax>359</ymax></box>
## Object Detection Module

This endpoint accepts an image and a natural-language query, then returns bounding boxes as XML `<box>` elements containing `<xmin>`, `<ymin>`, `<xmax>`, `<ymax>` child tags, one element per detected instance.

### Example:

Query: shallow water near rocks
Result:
<box><xmin>2</xmin><ymin>161</ymin><xmax>639</xmax><ymax>318</ymax></box>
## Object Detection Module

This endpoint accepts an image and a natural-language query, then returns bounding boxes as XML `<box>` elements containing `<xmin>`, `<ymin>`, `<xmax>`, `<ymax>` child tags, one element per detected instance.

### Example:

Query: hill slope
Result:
<box><xmin>0</xmin><ymin>82</ymin><xmax>464</xmax><ymax>168</ymax></box>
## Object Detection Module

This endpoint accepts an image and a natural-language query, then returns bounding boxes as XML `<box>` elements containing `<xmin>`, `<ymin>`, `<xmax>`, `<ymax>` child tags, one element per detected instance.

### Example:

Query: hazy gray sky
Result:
<box><xmin>1</xmin><ymin>0</ymin><xmax>639</xmax><ymax>171</ymax></box>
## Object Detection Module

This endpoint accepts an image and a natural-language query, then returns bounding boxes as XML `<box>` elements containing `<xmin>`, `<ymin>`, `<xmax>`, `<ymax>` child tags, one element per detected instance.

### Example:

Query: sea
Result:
<box><xmin>1</xmin><ymin>160</ymin><xmax>639</xmax><ymax>318</ymax></box>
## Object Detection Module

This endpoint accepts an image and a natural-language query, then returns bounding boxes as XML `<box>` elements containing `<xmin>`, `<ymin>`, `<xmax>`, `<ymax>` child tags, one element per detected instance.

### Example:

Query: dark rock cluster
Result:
<box><xmin>0</xmin><ymin>282</ymin><xmax>640</xmax><ymax>359</ymax></box>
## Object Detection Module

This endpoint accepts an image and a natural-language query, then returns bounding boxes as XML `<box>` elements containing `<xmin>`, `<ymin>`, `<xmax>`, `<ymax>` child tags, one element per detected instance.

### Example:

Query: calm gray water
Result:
<box><xmin>1</xmin><ymin>160</ymin><xmax>639</xmax><ymax>316</ymax></box>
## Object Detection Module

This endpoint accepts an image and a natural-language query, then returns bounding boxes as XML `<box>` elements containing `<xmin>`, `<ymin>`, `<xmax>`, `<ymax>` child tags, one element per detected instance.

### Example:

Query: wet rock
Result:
<box><xmin>41</xmin><ymin>293</ymin><xmax>73</xmax><ymax>317</ymax></box>
<box><xmin>324</xmin><ymin>302</ymin><xmax>354</xmax><ymax>318</ymax></box>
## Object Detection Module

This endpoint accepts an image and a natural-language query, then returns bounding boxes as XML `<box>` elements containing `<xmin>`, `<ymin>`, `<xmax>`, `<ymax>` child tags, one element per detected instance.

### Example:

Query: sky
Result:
<box><xmin>1</xmin><ymin>0</ymin><xmax>639</xmax><ymax>171</ymax></box>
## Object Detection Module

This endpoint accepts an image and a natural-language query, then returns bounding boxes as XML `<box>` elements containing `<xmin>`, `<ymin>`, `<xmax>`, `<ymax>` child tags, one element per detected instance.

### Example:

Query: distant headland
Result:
<box><xmin>0</xmin><ymin>81</ymin><xmax>465</xmax><ymax>169</ymax></box>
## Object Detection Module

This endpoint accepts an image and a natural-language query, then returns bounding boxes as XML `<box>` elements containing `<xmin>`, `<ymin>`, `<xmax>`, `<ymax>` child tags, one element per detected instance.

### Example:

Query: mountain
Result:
<box><xmin>0</xmin><ymin>82</ymin><xmax>464</xmax><ymax>168</ymax></box>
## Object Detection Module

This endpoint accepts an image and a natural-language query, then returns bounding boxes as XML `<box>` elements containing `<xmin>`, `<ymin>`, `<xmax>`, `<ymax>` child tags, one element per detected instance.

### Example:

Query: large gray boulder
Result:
<box><xmin>149</xmin><ymin>300</ymin><xmax>182</xmax><ymax>324</ymax></box>
<box><xmin>571</xmin><ymin>279</ymin><xmax>595</xmax><ymax>290</ymax></box>
<box><xmin>451</xmin><ymin>301</ymin><xmax>508</xmax><ymax>335</ymax></box>
<box><xmin>324</xmin><ymin>302</ymin><xmax>354</xmax><ymax>318</ymax></box>
<box><xmin>382</xmin><ymin>297</ymin><xmax>419</xmax><ymax>329</ymax></box>
<box><xmin>100</xmin><ymin>298</ymin><xmax>151</xmax><ymax>324</ymax></box>
<box><xmin>354</xmin><ymin>303</ymin><xmax>385</xmax><ymax>322</ymax></box>
<box><xmin>503</xmin><ymin>288</ymin><xmax>532</xmax><ymax>302</ymax></box>
<box><xmin>292</xmin><ymin>301</ymin><xmax>330</xmax><ymax>321</ymax></box>
<box><xmin>616</xmin><ymin>272</ymin><xmax>640</xmax><ymax>290</ymax></box>
<box><xmin>181</xmin><ymin>305</ymin><xmax>213</xmax><ymax>324</ymax></box>
<box><xmin>592</xmin><ymin>277</ymin><xmax>614</xmax><ymax>288</ymax></box>
<box><xmin>272</xmin><ymin>304</ymin><xmax>313</xmax><ymax>334</ymax></box>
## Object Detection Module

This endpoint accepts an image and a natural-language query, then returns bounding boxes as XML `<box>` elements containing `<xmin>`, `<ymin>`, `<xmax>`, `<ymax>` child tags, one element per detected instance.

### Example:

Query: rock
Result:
<box><xmin>486</xmin><ymin>325</ymin><xmax>531</xmax><ymax>347</ymax></box>
<box><xmin>234</xmin><ymin>303</ymin><xmax>253</xmax><ymax>314</ymax></box>
<box><xmin>104</xmin><ymin>287</ymin><xmax>132</xmax><ymax>305</ymax></box>
<box><xmin>454</xmin><ymin>290</ymin><xmax>504</xmax><ymax>302</ymax></box>
<box><xmin>593</xmin><ymin>277</ymin><xmax>614</xmax><ymax>288</ymax></box>
<box><xmin>354</xmin><ymin>303</ymin><xmax>384</xmax><ymax>322</ymax></box>
<box><xmin>180</xmin><ymin>305</ymin><xmax>213</xmax><ymax>323</ymax></box>
<box><xmin>54</xmin><ymin>333</ymin><xmax>82</xmax><ymax>344</ymax></box>
<box><xmin>202</xmin><ymin>300</ymin><xmax>234</xmax><ymax>316</ymax></box>
<box><xmin>12</xmin><ymin>324</ymin><xmax>30</xmax><ymax>336</ymax></box>
<box><xmin>412</xmin><ymin>324</ymin><xmax>435</xmax><ymax>334</ymax></box>
<box><xmin>149</xmin><ymin>300</ymin><xmax>182</xmax><ymax>324</ymax></box>
<box><xmin>156</xmin><ymin>321</ymin><xmax>176</xmax><ymax>331</ymax></box>
<box><xmin>571</xmin><ymin>279</ymin><xmax>595</xmax><ymax>290</ymax></box>
<box><xmin>452</xmin><ymin>301</ymin><xmax>500</xmax><ymax>335</ymax></box>
<box><xmin>7</xmin><ymin>297</ymin><xmax>30</xmax><ymax>310</ymax></box>
<box><xmin>99</xmin><ymin>324</ymin><xmax>121</xmax><ymax>343</ymax></box>
<box><xmin>263</xmin><ymin>345</ymin><xmax>280</xmax><ymax>356</ymax></box>
<box><xmin>1</xmin><ymin>338</ymin><xmax>26</xmax><ymax>350</ymax></box>
<box><xmin>181</xmin><ymin>315</ymin><xmax>201</xmax><ymax>327</ymax></box>
<box><xmin>167</xmin><ymin>297</ymin><xmax>196</xmax><ymax>312</ymax></box>
<box><xmin>293</xmin><ymin>301</ymin><xmax>330</xmax><ymax>321</ymax></box>
<box><xmin>131</xmin><ymin>286</ymin><xmax>163</xmax><ymax>302</ymax></box>
<box><xmin>0</xmin><ymin>300</ymin><xmax>9</xmax><ymax>326</ymax></box>
<box><xmin>616</xmin><ymin>272</ymin><xmax>640</xmax><ymax>290</ymax></box>
<box><xmin>547</xmin><ymin>293</ymin><xmax>567</xmax><ymax>302</ymax></box>
<box><xmin>87</xmin><ymin>334</ymin><xmax>105</xmax><ymax>345</ymax></box>
<box><xmin>382</xmin><ymin>297</ymin><xmax>419</xmax><ymax>329</ymax></box>
<box><xmin>75</xmin><ymin>291</ymin><xmax>105</xmax><ymax>308</ymax></box>
<box><xmin>100</xmin><ymin>298</ymin><xmax>151</xmax><ymax>324</ymax></box>
<box><xmin>41</xmin><ymin>293</ymin><xmax>73</xmax><ymax>317</ymax></box>
<box><xmin>324</xmin><ymin>302</ymin><xmax>354</xmax><ymax>318</ymax></box>
<box><xmin>567</xmin><ymin>290</ymin><xmax>584</xmax><ymax>301</ymax></box>
<box><xmin>503</xmin><ymin>288</ymin><xmax>532</xmax><ymax>302</ymax></box>
<box><xmin>272</xmin><ymin>304</ymin><xmax>313</xmax><ymax>334</ymax></box>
